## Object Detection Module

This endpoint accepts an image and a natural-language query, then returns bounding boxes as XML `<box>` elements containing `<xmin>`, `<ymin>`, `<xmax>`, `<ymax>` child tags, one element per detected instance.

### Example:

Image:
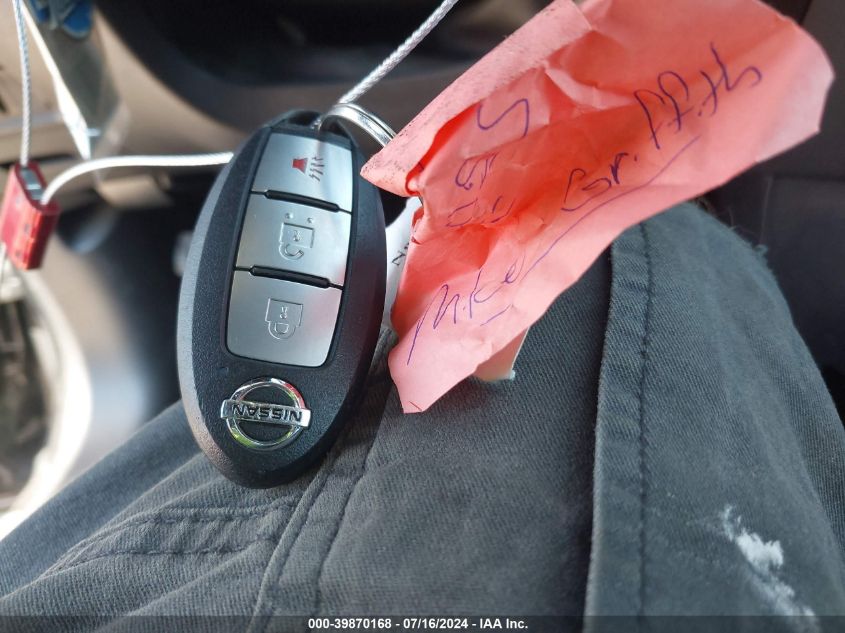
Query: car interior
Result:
<box><xmin>0</xmin><ymin>0</ymin><xmax>842</xmax><ymax>608</ymax></box>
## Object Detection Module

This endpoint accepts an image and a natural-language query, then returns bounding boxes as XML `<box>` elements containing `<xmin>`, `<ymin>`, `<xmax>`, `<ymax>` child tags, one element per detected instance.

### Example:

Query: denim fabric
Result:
<box><xmin>0</xmin><ymin>243</ymin><xmax>608</xmax><ymax>618</ymax></box>
<box><xmin>0</xmin><ymin>203</ymin><xmax>843</xmax><ymax>626</ymax></box>
<box><xmin>586</xmin><ymin>209</ymin><xmax>845</xmax><ymax>623</ymax></box>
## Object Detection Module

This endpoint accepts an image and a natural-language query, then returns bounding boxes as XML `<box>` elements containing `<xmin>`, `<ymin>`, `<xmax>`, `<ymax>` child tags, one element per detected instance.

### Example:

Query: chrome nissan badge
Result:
<box><xmin>220</xmin><ymin>378</ymin><xmax>311</xmax><ymax>451</ymax></box>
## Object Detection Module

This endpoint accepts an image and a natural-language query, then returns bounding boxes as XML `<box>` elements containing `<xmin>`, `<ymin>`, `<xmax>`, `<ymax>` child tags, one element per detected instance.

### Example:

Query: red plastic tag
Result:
<box><xmin>0</xmin><ymin>162</ymin><xmax>60</xmax><ymax>269</ymax></box>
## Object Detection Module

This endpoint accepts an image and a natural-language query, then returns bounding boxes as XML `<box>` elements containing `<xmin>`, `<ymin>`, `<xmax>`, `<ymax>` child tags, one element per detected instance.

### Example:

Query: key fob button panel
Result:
<box><xmin>252</xmin><ymin>133</ymin><xmax>354</xmax><ymax>211</ymax></box>
<box><xmin>227</xmin><ymin>272</ymin><xmax>341</xmax><ymax>367</ymax></box>
<box><xmin>236</xmin><ymin>195</ymin><xmax>351</xmax><ymax>286</ymax></box>
<box><xmin>178</xmin><ymin>111</ymin><xmax>386</xmax><ymax>488</ymax></box>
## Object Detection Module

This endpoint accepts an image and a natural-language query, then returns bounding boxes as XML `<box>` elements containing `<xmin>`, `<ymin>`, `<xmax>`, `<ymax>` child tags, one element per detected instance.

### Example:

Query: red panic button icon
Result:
<box><xmin>291</xmin><ymin>157</ymin><xmax>325</xmax><ymax>182</ymax></box>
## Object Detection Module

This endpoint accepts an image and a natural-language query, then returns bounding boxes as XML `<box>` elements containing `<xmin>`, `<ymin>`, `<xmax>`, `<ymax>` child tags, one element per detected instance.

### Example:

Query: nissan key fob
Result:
<box><xmin>177</xmin><ymin>110</ymin><xmax>386</xmax><ymax>487</ymax></box>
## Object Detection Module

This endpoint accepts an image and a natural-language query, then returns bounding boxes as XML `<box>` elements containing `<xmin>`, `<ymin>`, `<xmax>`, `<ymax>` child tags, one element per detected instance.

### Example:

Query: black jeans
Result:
<box><xmin>0</xmin><ymin>205</ymin><xmax>842</xmax><ymax>629</ymax></box>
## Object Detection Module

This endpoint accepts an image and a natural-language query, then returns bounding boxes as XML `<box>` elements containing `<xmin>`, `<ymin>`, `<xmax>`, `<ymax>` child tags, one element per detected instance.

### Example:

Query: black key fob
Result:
<box><xmin>177</xmin><ymin>111</ymin><xmax>386</xmax><ymax>488</ymax></box>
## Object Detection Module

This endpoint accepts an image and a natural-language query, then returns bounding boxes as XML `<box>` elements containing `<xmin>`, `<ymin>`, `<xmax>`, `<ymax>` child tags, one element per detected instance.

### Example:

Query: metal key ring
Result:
<box><xmin>317</xmin><ymin>102</ymin><xmax>396</xmax><ymax>148</ymax></box>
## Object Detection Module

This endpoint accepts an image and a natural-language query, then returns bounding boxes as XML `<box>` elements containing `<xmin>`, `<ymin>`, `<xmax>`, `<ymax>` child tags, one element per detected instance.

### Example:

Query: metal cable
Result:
<box><xmin>1</xmin><ymin>0</ymin><xmax>33</xmax><ymax>290</ymax></box>
<box><xmin>10</xmin><ymin>0</ymin><xmax>31</xmax><ymax>167</ymax></box>
<box><xmin>40</xmin><ymin>1</ymin><xmax>461</xmax><ymax>205</ymax></box>
<box><xmin>337</xmin><ymin>0</ymin><xmax>461</xmax><ymax>105</ymax></box>
<box><xmin>41</xmin><ymin>152</ymin><xmax>233</xmax><ymax>205</ymax></box>
<box><xmin>18</xmin><ymin>0</ymin><xmax>461</xmax><ymax>236</ymax></box>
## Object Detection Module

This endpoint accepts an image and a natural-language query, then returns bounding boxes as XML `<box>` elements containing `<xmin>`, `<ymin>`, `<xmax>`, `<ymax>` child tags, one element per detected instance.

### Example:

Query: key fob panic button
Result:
<box><xmin>236</xmin><ymin>196</ymin><xmax>351</xmax><ymax>286</ymax></box>
<box><xmin>227</xmin><ymin>272</ymin><xmax>341</xmax><ymax>367</ymax></box>
<box><xmin>252</xmin><ymin>134</ymin><xmax>354</xmax><ymax>212</ymax></box>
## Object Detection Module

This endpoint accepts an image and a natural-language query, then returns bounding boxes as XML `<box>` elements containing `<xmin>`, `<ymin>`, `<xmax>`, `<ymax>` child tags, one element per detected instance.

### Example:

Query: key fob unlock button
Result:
<box><xmin>236</xmin><ymin>196</ymin><xmax>351</xmax><ymax>286</ymax></box>
<box><xmin>227</xmin><ymin>272</ymin><xmax>341</xmax><ymax>367</ymax></box>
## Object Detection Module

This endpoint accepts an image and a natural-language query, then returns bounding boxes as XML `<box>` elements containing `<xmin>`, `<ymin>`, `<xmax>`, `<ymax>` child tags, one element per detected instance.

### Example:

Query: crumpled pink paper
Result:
<box><xmin>363</xmin><ymin>0</ymin><xmax>834</xmax><ymax>412</ymax></box>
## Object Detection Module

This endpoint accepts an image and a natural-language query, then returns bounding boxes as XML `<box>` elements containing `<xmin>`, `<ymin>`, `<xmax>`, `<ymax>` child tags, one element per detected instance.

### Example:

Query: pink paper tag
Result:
<box><xmin>363</xmin><ymin>0</ymin><xmax>834</xmax><ymax>413</ymax></box>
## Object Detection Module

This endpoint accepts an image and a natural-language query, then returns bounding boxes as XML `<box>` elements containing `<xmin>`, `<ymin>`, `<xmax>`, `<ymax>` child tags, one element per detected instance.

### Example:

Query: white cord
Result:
<box><xmin>41</xmin><ymin>152</ymin><xmax>233</xmax><ymax>205</ymax></box>
<box><xmin>10</xmin><ymin>0</ymin><xmax>31</xmax><ymax>167</ymax></box>
<box><xmin>35</xmin><ymin>0</ymin><xmax>460</xmax><ymax>206</ymax></box>
<box><xmin>338</xmin><ymin>0</ymin><xmax>461</xmax><ymax>105</ymax></box>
